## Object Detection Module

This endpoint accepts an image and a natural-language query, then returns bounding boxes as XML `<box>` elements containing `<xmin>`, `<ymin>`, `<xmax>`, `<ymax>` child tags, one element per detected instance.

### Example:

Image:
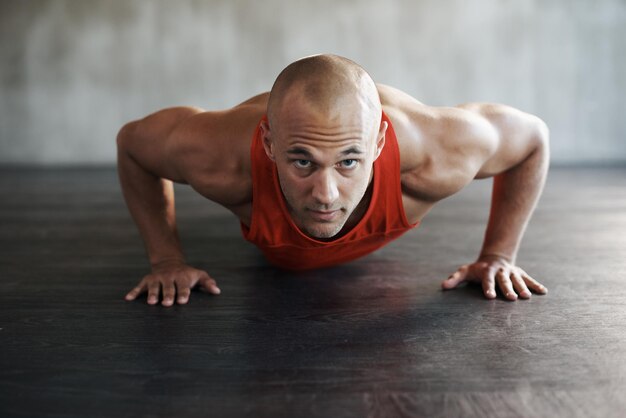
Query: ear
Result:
<box><xmin>373</xmin><ymin>120</ymin><xmax>387</xmax><ymax>161</ymax></box>
<box><xmin>260</xmin><ymin>120</ymin><xmax>276</xmax><ymax>161</ymax></box>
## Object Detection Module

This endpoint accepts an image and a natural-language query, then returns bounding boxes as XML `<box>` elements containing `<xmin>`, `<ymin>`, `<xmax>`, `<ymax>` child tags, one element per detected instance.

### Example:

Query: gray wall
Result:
<box><xmin>1</xmin><ymin>0</ymin><xmax>625</xmax><ymax>165</ymax></box>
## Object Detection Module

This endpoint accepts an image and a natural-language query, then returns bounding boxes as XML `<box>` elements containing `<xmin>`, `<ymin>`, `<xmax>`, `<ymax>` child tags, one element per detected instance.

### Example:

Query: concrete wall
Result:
<box><xmin>1</xmin><ymin>0</ymin><xmax>624</xmax><ymax>165</ymax></box>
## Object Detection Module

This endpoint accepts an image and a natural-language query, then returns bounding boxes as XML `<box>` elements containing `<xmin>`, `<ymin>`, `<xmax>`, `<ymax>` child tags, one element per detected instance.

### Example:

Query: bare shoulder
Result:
<box><xmin>167</xmin><ymin>93</ymin><xmax>269</xmax><ymax>208</ymax></box>
<box><xmin>378</xmin><ymin>87</ymin><xmax>548</xmax><ymax>209</ymax></box>
<box><xmin>378</xmin><ymin>85</ymin><xmax>496</xmax><ymax>202</ymax></box>
<box><xmin>121</xmin><ymin>93</ymin><xmax>268</xmax><ymax>212</ymax></box>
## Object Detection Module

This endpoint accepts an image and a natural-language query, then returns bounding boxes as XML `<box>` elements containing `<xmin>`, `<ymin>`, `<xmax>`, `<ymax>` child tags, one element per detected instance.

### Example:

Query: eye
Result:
<box><xmin>340</xmin><ymin>159</ymin><xmax>358</xmax><ymax>169</ymax></box>
<box><xmin>294</xmin><ymin>159</ymin><xmax>312</xmax><ymax>168</ymax></box>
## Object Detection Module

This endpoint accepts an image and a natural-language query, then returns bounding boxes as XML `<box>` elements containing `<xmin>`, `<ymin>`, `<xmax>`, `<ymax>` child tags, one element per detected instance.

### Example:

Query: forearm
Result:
<box><xmin>479</xmin><ymin>138</ymin><xmax>549</xmax><ymax>263</ymax></box>
<box><xmin>117</xmin><ymin>148</ymin><xmax>185</xmax><ymax>267</ymax></box>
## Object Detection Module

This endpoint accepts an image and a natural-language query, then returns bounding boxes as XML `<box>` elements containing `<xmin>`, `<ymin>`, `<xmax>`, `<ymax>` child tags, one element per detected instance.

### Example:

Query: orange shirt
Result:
<box><xmin>241</xmin><ymin>112</ymin><xmax>419</xmax><ymax>270</ymax></box>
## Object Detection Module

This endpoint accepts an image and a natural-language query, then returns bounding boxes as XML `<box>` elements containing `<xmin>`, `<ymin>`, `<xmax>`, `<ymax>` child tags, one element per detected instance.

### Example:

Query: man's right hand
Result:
<box><xmin>124</xmin><ymin>263</ymin><xmax>221</xmax><ymax>306</ymax></box>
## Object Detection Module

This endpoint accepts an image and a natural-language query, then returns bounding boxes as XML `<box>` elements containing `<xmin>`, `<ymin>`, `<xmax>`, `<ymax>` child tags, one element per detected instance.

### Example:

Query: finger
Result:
<box><xmin>162</xmin><ymin>282</ymin><xmax>176</xmax><ymax>307</ymax></box>
<box><xmin>522</xmin><ymin>273</ymin><xmax>548</xmax><ymax>295</ymax></box>
<box><xmin>176</xmin><ymin>284</ymin><xmax>191</xmax><ymax>305</ymax></box>
<box><xmin>481</xmin><ymin>267</ymin><xmax>497</xmax><ymax>299</ymax></box>
<box><xmin>511</xmin><ymin>272</ymin><xmax>531</xmax><ymax>299</ymax></box>
<box><xmin>125</xmin><ymin>281</ymin><xmax>146</xmax><ymax>301</ymax></box>
<box><xmin>496</xmin><ymin>268</ymin><xmax>518</xmax><ymax>301</ymax></box>
<box><xmin>198</xmin><ymin>275</ymin><xmax>221</xmax><ymax>295</ymax></box>
<box><xmin>147</xmin><ymin>281</ymin><xmax>160</xmax><ymax>305</ymax></box>
<box><xmin>442</xmin><ymin>266</ymin><xmax>469</xmax><ymax>290</ymax></box>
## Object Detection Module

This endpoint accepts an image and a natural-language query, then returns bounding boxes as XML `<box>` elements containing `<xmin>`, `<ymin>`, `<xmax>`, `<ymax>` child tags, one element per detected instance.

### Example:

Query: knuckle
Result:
<box><xmin>485</xmin><ymin>265</ymin><xmax>498</xmax><ymax>275</ymax></box>
<box><xmin>499</xmin><ymin>276</ymin><xmax>512</xmax><ymax>287</ymax></box>
<box><xmin>175</xmin><ymin>281</ymin><xmax>191</xmax><ymax>290</ymax></box>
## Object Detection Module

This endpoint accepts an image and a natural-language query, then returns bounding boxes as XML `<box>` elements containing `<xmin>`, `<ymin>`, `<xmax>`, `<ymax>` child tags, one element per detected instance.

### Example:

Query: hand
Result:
<box><xmin>441</xmin><ymin>255</ymin><xmax>547</xmax><ymax>300</ymax></box>
<box><xmin>124</xmin><ymin>262</ymin><xmax>221</xmax><ymax>306</ymax></box>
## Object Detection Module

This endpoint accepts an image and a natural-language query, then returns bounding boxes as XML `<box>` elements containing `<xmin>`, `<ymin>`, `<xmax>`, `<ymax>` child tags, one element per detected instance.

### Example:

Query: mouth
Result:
<box><xmin>308</xmin><ymin>209</ymin><xmax>341</xmax><ymax>222</ymax></box>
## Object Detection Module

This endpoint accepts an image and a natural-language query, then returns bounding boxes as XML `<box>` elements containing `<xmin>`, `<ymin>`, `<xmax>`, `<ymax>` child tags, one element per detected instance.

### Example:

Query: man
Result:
<box><xmin>118</xmin><ymin>54</ymin><xmax>549</xmax><ymax>307</ymax></box>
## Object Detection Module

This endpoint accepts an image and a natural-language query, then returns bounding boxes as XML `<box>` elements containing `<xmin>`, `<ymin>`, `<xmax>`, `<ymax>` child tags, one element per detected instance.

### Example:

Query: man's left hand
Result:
<box><xmin>441</xmin><ymin>255</ymin><xmax>548</xmax><ymax>300</ymax></box>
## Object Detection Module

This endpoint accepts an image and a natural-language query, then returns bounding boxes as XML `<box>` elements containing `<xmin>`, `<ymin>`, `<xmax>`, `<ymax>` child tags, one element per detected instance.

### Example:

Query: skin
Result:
<box><xmin>118</xmin><ymin>55</ymin><xmax>549</xmax><ymax>307</ymax></box>
<box><xmin>261</xmin><ymin>84</ymin><xmax>386</xmax><ymax>240</ymax></box>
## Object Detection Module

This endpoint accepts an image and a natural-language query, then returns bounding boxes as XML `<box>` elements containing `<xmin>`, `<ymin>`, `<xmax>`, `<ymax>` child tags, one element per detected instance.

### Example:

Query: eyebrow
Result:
<box><xmin>286</xmin><ymin>147</ymin><xmax>313</xmax><ymax>157</ymax></box>
<box><xmin>286</xmin><ymin>147</ymin><xmax>364</xmax><ymax>157</ymax></box>
<box><xmin>340</xmin><ymin>147</ymin><xmax>365</xmax><ymax>156</ymax></box>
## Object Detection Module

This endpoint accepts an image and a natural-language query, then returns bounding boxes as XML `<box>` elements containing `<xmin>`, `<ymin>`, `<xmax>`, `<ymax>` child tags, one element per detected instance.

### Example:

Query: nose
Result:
<box><xmin>311</xmin><ymin>169</ymin><xmax>339</xmax><ymax>207</ymax></box>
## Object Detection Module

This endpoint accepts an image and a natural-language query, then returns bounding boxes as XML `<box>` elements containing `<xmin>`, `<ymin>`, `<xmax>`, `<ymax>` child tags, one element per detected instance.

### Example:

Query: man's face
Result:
<box><xmin>262</xmin><ymin>96</ymin><xmax>386</xmax><ymax>239</ymax></box>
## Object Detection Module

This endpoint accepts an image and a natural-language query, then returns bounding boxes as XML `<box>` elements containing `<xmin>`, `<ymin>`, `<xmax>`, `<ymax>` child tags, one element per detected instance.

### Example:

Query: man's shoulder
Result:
<box><xmin>172</xmin><ymin>94</ymin><xmax>269</xmax><ymax>150</ymax></box>
<box><xmin>170</xmin><ymin>95</ymin><xmax>269</xmax><ymax>208</ymax></box>
<box><xmin>380</xmin><ymin>90</ymin><xmax>497</xmax><ymax>202</ymax></box>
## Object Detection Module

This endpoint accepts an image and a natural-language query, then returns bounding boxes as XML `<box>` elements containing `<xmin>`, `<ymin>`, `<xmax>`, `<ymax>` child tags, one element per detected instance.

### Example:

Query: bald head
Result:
<box><xmin>267</xmin><ymin>54</ymin><xmax>381</xmax><ymax>132</ymax></box>
<box><xmin>260</xmin><ymin>55</ymin><xmax>388</xmax><ymax>240</ymax></box>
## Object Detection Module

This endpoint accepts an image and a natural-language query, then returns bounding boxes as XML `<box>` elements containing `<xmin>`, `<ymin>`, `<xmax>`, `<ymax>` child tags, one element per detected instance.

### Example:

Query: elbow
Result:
<box><xmin>532</xmin><ymin>118</ymin><xmax>551</xmax><ymax>171</ymax></box>
<box><xmin>531</xmin><ymin>117</ymin><xmax>550</xmax><ymax>161</ymax></box>
<box><xmin>535</xmin><ymin>118</ymin><xmax>550</xmax><ymax>150</ymax></box>
<box><xmin>116</xmin><ymin>121</ymin><xmax>139</xmax><ymax>152</ymax></box>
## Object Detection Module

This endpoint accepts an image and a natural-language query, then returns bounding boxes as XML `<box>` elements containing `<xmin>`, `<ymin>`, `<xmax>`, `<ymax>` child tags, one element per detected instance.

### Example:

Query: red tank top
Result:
<box><xmin>241</xmin><ymin>111</ymin><xmax>419</xmax><ymax>270</ymax></box>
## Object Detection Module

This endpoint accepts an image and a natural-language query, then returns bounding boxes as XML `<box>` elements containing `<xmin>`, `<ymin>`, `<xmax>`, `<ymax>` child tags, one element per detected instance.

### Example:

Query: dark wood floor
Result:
<box><xmin>1</xmin><ymin>166</ymin><xmax>625</xmax><ymax>418</ymax></box>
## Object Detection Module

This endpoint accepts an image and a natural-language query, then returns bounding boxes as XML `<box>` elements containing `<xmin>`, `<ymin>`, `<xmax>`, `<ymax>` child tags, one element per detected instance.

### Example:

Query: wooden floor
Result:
<box><xmin>1</xmin><ymin>166</ymin><xmax>625</xmax><ymax>418</ymax></box>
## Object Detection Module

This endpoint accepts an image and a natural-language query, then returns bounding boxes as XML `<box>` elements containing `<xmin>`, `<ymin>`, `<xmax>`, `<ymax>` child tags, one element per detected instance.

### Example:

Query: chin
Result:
<box><xmin>304</xmin><ymin>221</ymin><xmax>345</xmax><ymax>239</ymax></box>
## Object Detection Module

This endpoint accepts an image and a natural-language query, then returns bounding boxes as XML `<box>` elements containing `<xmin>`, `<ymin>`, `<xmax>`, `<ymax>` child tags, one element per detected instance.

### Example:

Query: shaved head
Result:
<box><xmin>261</xmin><ymin>54</ymin><xmax>387</xmax><ymax>240</ymax></box>
<box><xmin>267</xmin><ymin>54</ymin><xmax>382</xmax><ymax>133</ymax></box>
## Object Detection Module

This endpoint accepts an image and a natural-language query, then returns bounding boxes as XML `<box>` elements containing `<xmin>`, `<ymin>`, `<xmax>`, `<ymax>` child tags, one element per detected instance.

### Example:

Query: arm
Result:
<box><xmin>479</xmin><ymin>125</ymin><xmax>549</xmax><ymax>265</ymax></box>
<box><xmin>117</xmin><ymin>107</ymin><xmax>221</xmax><ymax>306</ymax></box>
<box><xmin>442</xmin><ymin>104</ymin><xmax>550</xmax><ymax>300</ymax></box>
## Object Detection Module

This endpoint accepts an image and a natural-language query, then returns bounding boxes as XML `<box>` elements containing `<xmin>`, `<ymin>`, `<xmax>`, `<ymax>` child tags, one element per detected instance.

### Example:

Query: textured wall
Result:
<box><xmin>1</xmin><ymin>0</ymin><xmax>624</xmax><ymax>165</ymax></box>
